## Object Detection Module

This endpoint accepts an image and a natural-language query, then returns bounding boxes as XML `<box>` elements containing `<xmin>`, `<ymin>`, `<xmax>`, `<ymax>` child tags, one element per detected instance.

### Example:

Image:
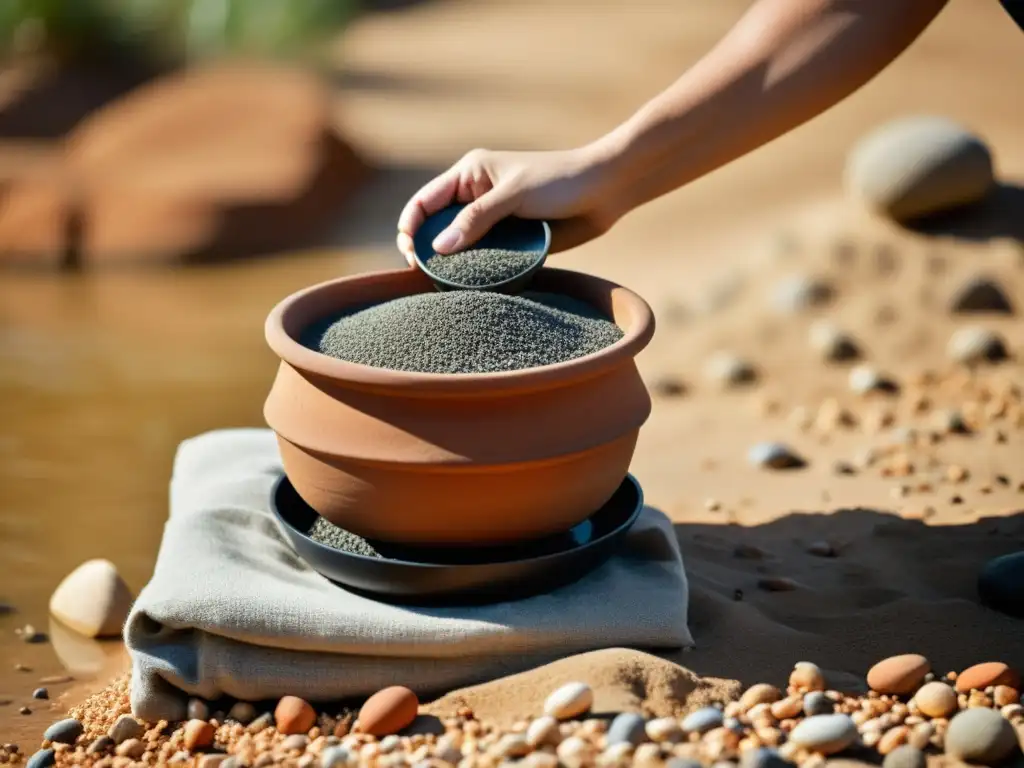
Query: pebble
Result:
<box><xmin>914</xmin><ymin>681</ymin><xmax>957</xmax><ymax>718</ymax></box>
<box><xmin>48</xmin><ymin>558</ymin><xmax>134</xmax><ymax>638</ymax></box>
<box><xmin>809</xmin><ymin>322</ymin><xmax>861</xmax><ymax>362</ymax></box>
<box><xmin>740</xmin><ymin>684</ymin><xmax>783</xmax><ymax>711</ymax></box>
<box><xmin>947</xmin><ymin>327</ymin><xmax>1009</xmax><ymax>365</ymax></box>
<box><xmin>42</xmin><ymin>718</ymin><xmax>84</xmax><ymax>745</ymax></box>
<box><xmin>933</xmin><ymin>409</ymin><xmax>970</xmax><ymax>434</ymax></box>
<box><xmin>791</xmin><ymin>662</ymin><xmax>827</xmax><ymax>692</ymax></box>
<box><xmin>704</xmin><ymin>352</ymin><xmax>758</xmax><ymax>388</ymax></box>
<box><xmin>526</xmin><ymin>715</ymin><xmax>560</xmax><ymax>747</ymax></box>
<box><xmin>19</xmin><ymin>707</ymin><xmax>31</xmax><ymax>715</ymax></box>
<box><xmin>493</xmin><ymin>733</ymin><xmax>531</xmax><ymax>758</ymax></box>
<box><xmin>740</xmin><ymin>747</ymin><xmax>795</xmax><ymax>768</ymax></box>
<box><xmin>882</xmin><ymin>745</ymin><xmax>926</xmax><ymax>768</ymax></box>
<box><xmin>978</xmin><ymin>552</ymin><xmax>1024</xmax><ymax>618</ymax></box>
<box><xmin>803</xmin><ymin>692</ymin><xmax>834</xmax><ymax>716</ymax></box>
<box><xmin>955</xmin><ymin>662</ymin><xmax>1019</xmax><ymax>692</ymax></box>
<box><xmin>773</xmin><ymin>275</ymin><xmax>834</xmax><ymax>312</ymax></box>
<box><xmin>788</xmin><ymin>714</ymin><xmax>858</xmax><ymax>755</ymax></box>
<box><xmin>645</xmin><ymin>716</ymin><xmax>683</xmax><ymax>743</ymax></box>
<box><xmin>806</xmin><ymin>542</ymin><xmax>837</xmax><ymax>558</ymax></box>
<box><xmin>849</xmin><ymin>365</ymin><xmax>899</xmax><ymax>396</ymax></box>
<box><xmin>682</xmin><ymin>707</ymin><xmax>724</xmax><ymax>734</ymax></box>
<box><xmin>198</xmin><ymin>756</ymin><xmax>229</xmax><ymax>768</ymax></box>
<box><xmin>950</xmin><ymin>277</ymin><xmax>1014</xmax><ymax>314</ymax></box>
<box><xmin>115</xmin><ymin>738</ymin><xmax>145</xmax><ymax>759</ymax></box>
<box><xmin>357</xmin><ymin>686</ymin><xmax>419</xmax><ymax>736</ymax></box>
<box><xmin>247</xmin><ymin>713</ymin><xmax>273</xmax><ymax>734</ymax></box>
<box><xmin>108</xmin><ymin>713</ymin><xmax>144</xmax><ymax>744</ymax></box>
<box><xmin>945</xmin><ymin>707</ymin><xmax>1018</xmax><ymax>764</ymax></box>
<box><xmin>844</xmin><ymin>115</ymin><xmax>994</xmax><ymax>221</ymax></box>
<box><xmin>772</xmin><ymin>696</ymin><xmax>804</xmax><ymax>720</ymax></box>
<box><xmin>666</xmin><ymin>759</ymin><xmax>703</xmax><ymax>768</ymax></box>
<box><xmin>276</xmin><ymin>695</ymin><xmax>317</xmax><ymax>735</ymax></box>
<box><xmin>544</xmin><ymin>682</ymin><xmax>594</xmax><ymax>720</ymax></box>
<box><xmin>85</xmin><ymin>736</ymin><xmax>113</xmax><ymax>755</ymax></box>
<box><xmin>26</xmin><ymin>749</ymin><xmax>55</xmax><ymax>768</ymax></box>
<box><xmin>282</xmin><ymin>734</ymin><xmax>310</xmax><ymax>752</ymax></box>
<box><xmin>19</xmin><ymin>625</ymin><xmax>46</xmax><ymax>643</ymax></box>
<box><xmin>31</xmin><ymin>688</ymin><xmax>48</xmax><ymax>700</ymax></box>
<box><xmin>556</xmin><ymin>735</ymin><xmax>592</xmax><ymax>766</ymax></box>
<box><xmin>187</xmin><ymin>698</ymin><xmax>210</xmax><ymax>721</ymax></box>
<box><xmin>184</xmin><ymin>719</ymin><xmax>216</xmax><ymax>751</ymax></box>
<box><xmin>320</xmin><ymin>746</ymin><xmax>351</xmax><ymax>768</ymax></box>
<box><xmin>748</xmin><ymin>442</ymin><xmax>806</xmax><ymax>470</ymax></box>
<box><xmin>606</xmin><ymin>712</ymin><xmax>648</xmax><ymax>746</ymax></box>
<box><xmin>600</xmin><ymin>741</ymin><xmax>634</xmax><ymax>763</ymax></box>
<box><xmin>867</xmin><ymin>654</ymin><xmax>930</xmax><ymax>695</ymax></box>
<box><xmin>227</xmin><ymin>701</ymin><xmax>257</xmax><ymax>724</ymax></box>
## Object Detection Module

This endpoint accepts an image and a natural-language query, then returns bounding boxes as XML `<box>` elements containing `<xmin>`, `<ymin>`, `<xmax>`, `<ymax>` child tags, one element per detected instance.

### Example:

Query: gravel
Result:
<box><xmin>309</xmin><ymin>517</ymin><xmax>382</xmax><ymax>558</ymax></box>
<box><xmin>424</xmin><ymin>248</ymin><xmax>540</xmax><ymax>286</ymax></box>
<box><xmin>304</xmin><ymin>291</ymin><xmax>623</xmax><ymax>374</ymax></box>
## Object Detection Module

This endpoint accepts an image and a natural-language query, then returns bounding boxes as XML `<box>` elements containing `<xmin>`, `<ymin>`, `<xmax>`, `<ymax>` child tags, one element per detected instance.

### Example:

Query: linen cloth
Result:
<box><xmin>125</xmin><ymin>428</ymin><xmax>693</xmax><ymax>721</ymax></box>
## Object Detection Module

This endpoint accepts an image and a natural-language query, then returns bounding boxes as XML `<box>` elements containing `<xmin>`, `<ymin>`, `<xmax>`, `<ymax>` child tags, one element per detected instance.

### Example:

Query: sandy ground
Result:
<box><xmin>4</xmin><ymin>0</ymin><xmax>1024</xmax><ymax>751</ymax></box>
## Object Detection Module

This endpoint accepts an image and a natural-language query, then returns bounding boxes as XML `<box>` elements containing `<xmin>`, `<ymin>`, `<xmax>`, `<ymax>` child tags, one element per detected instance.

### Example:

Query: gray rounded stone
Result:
<box><xmin>945</xmin><ymin>708</ymin><xmax>1018</xmax><ymax>764</ymax></box>
<box><xmin>606</xmin><ymin>712</ymin><xmax>648</xmax><ymax>746</ymax></box>
<box><xmin>320</xmin><ymin>746</ymin><xmax>351</xmax><ymax>768</ymax></box>
<box><xmin>43</xmin><ymin>718</ymin><xmax>83</xmax><ymax>745</ymax></box>
<box><xmin>740</xmin><ymin>747</ymin><xmax>794</xmax><ymax>768</ymax></box>
<box><xmin>108</xmin><ymin>714</ymin><xmax>144</xmax><ymax>744</ymax></box>
<box><xmin>26</xmin><ymin>749</ymin><xmax>55</xmax><ymax>768</ymax></box>
<box><xmin>748</xmin><ymin>442</ymin><xmax>806</xmax><ymax>470</ymax></box>
<box><xmin>681</xmin><ymin>707</ymin><xmax>724</xmax><ymax>734</ymax></box>
<box><xmin>803</xmin><ymin>691</ymin><xmax>834</xmax><ymax>716</ymax></box>
<box><xmin>788</xmin><ymin>714</ymin><xmax>858</xmax><ymax>755</ymax></box>
<box><xmin>773</xmin><ymin>275</ymin><xmax>834</xmax><ymax>313</ymax></box>
<box><xmin>882</xmin><ymin>745</ymin><xmax>927</xmax><ymax>768</ymax></box>
<box><xmin>845</xmin><ymin>115</ymin><xmax>994</xmax><ymax>221</ymax></box>
<box><xmin>947</xmin><ymin>327</ymin><xmax>1009</xmax><ymax>365</ymax></box>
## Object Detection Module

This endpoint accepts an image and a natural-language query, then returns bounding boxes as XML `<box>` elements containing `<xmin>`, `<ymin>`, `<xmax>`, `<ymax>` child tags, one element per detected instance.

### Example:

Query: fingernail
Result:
<box><xmin>432</xmin><ymin>227</ymin><xmax>462</xmax><ymax>253</ymax></box>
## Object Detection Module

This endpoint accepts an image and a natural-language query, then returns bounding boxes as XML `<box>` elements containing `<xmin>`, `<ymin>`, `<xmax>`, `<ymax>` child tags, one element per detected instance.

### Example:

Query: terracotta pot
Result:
<box><xmin>263</xmin><ymin>267</ymin><xmax>655</xmax><ymax>546</ymax></box>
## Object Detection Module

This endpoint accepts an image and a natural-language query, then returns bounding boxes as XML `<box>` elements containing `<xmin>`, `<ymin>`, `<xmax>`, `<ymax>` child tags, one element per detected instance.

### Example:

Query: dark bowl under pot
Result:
<box><xmin>270</xmin><ymin>473</ymin><xmax>644</xmax><ymax>606</ymax></box>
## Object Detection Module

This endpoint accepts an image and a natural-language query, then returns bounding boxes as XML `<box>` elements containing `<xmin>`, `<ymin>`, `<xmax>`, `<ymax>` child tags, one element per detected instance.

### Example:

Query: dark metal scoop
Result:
<box><xmin>411</xmin><ymin>203</ymin><xmax>551</xmax><ymax>294</ymax></box>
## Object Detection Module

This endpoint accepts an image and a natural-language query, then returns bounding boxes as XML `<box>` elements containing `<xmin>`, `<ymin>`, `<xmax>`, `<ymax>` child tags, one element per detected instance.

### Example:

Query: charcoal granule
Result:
<box><xmin>309</xmin><ymin>517</ymin><xmax>382</xmax><ymax>558</ymax></box>
<box><xmin>302</xmin><ymin>290</ymin><xmax>623</xmax><ymax>374</ymax></box>
<box><xmin>424</xmin><ymin>247</ymin><xmax>539</xmax><ymax>286</ymax></box>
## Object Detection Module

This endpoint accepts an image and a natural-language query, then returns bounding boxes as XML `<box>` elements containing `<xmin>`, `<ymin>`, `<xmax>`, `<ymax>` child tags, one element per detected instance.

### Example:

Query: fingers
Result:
<box><xmin>397</xmin><ymin>232</ymin><xmax>416</xmax><ymax>266</ymax></box>
<box><xmin>397</xmin><ymin>168</ymin><xmax>460</xmax><ymax>240</ymax></box>
<box><xmin>431</xmin><ymin>187</ymin><xmax>519</xmax><ymax>254</ymax></box>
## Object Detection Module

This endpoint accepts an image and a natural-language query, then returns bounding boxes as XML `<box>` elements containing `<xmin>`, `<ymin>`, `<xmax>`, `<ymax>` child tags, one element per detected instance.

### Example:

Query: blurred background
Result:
<box><xmin>1</xmin><ymin>0</ymin><xmax>1023</xmax><ymax>740</ymax></box>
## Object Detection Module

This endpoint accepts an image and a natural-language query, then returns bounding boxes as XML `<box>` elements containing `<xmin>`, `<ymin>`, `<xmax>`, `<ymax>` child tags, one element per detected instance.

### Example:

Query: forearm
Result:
<box><xmin>586</xmin><ymin>0</ymin><xmax>948</xmax><ymax>217</ymax></box>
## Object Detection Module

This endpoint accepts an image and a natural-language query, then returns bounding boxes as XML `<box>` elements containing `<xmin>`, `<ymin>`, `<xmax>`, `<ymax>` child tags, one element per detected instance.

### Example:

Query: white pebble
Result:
<box><xmin>544</xmin><ymin>682</ymin><xmax>593</xmax><ymax>720</ymax></box>
<box><xmin>526</xmin><ymin>715</ymin><xmax>560</xmax><ymax>747</ymax></box>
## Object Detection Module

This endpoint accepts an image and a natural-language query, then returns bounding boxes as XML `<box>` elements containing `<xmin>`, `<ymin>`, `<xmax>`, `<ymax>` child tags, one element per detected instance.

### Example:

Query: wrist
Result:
<box><xmin>575</xmin><ymin>127</ymin><xmax>637</xmax><ymax>224</ymax></box>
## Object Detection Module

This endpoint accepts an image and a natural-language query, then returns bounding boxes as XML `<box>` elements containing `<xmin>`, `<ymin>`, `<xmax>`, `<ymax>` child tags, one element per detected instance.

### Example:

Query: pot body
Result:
<box><xmin>264</xmin><ymin>267</ymin><xmax>655</xmax><ymax>546</ymax></box>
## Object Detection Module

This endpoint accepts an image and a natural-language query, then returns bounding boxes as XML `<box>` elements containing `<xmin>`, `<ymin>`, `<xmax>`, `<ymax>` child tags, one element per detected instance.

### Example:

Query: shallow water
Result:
<box><xmin>0</xmin><ymin>250</ymin><xmax>389</xmax><ymax>739</ymax></box>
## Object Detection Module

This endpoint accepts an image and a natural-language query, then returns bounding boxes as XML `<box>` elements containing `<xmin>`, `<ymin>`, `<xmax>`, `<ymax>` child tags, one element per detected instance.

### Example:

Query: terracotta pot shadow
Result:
<box><xmin>264</xmin><ymin>267</ymin><xmax>655</xmax><ymax>546</ymax></box>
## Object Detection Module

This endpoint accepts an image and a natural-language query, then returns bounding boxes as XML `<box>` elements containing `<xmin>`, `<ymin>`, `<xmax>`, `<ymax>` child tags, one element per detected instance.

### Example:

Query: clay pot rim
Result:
<box><xmin>265</xmin><ymin>266</ymin><xmax>655</xmax><ymax>395</ymax></box>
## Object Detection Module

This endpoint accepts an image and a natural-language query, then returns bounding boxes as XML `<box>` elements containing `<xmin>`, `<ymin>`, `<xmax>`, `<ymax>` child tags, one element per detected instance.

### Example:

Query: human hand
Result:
<box><xmin>396</xmin><ymin>146</ymin><xmax>621</xmax><ymax>266</ymax></box>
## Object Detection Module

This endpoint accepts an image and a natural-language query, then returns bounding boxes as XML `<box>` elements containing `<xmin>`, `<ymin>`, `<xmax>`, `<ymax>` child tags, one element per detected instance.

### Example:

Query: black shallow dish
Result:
<box><xmin>270</xmin><ymin>474</ymin><xmax>643</xmax><ymax>606</ymax></box>
<box><xmin>411</xmin><ymin>203</ymin><xmax>551</xmax><ymax>294</ymax></box>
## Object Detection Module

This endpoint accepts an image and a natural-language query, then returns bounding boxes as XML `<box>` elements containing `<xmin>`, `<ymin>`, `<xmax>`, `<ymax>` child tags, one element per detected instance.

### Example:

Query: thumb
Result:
<box><xmin>431</xmin><ymin>188</ymin><xmax>519</xmax><ymax>254</ymax></box>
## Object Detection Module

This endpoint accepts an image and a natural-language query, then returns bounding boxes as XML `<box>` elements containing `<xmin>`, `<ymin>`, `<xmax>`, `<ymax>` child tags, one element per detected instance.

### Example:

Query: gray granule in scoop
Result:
<box><xmin>424</xmin><ymin>247</ymin><xmax>540</xmax><ymax>286</ymax></box>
